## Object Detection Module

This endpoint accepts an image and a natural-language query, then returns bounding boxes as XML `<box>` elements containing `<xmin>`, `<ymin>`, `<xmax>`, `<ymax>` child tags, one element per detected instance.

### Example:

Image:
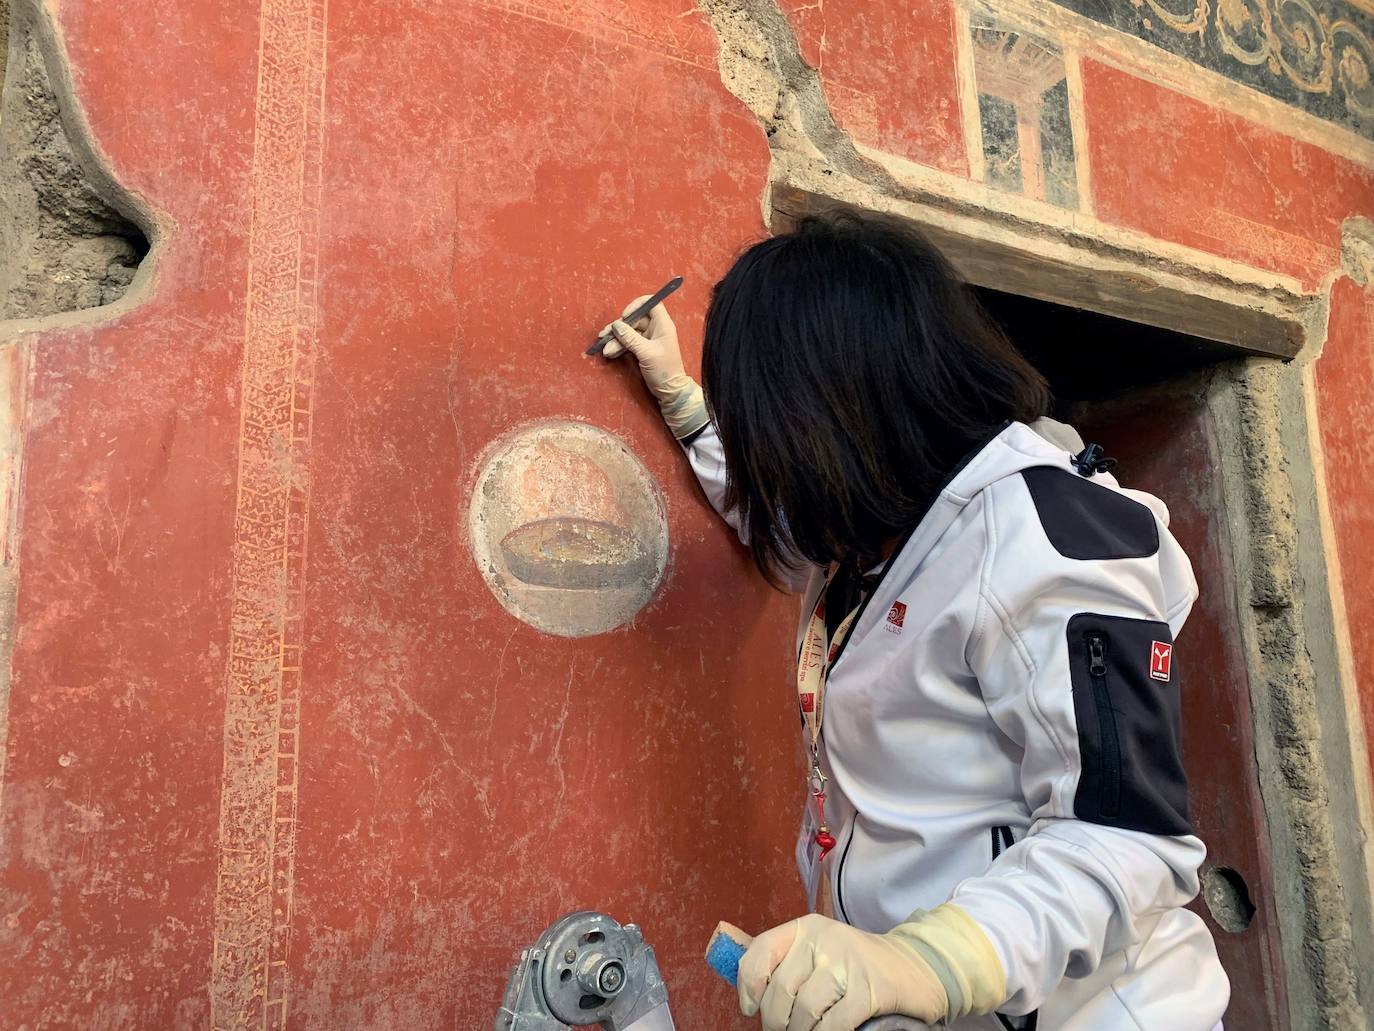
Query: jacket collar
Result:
<box><xmin>834</xmin><ymin>421</ymin><xmax>1081</xmax><ymax>661</ymax></box>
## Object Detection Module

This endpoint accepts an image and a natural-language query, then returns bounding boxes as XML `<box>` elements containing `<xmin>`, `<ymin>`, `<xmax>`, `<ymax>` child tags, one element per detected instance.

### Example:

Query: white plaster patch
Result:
<box><xmin>469</xmin><ymin>420</ymin><xmax>668</xmax><ymax>637</ymax></box>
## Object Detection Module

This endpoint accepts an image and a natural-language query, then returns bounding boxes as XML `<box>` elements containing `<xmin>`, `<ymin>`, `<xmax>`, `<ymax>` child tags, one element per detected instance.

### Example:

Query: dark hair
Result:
<box><xmin>701</xmin><ymin>210</ymin><xmax>1051</xmax><ymax>586</ymax></box>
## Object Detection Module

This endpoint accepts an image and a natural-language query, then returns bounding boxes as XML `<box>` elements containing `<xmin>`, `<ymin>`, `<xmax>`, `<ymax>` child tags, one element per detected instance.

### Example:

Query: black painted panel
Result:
<box><xmin>1051</xmin><ymin>0</ymin><xmax>1374</xmax><ymax>141</ymax></box>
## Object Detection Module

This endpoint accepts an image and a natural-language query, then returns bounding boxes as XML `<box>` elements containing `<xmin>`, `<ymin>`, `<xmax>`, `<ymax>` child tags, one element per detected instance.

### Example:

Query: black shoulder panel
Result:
<box><xmin>1021</xmin><ymin>466</ymin><xmax>1159</xmax><ymax>561</ymax></box>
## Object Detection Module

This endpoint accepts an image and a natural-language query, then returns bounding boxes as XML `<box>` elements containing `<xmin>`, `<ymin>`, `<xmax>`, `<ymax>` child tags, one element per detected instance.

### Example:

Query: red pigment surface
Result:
<box><xmin>0</xmin><ymin>2</ymin><xmax>800</xmax><ymax>1027</ymax></box>
<box><xmin>1083</xmin><ymin>59</ymin><xmax>1374</xmax><ymax>290</ymax></box>
<box><xmin>781</xmin><ymin>0</ymin><xmax>969</xmax><ymax>176</ymax></box>
<box><xmin>1313</xmin><ymin>278</ymin><xmax>1374</xmax><ymax>785</ymax></box>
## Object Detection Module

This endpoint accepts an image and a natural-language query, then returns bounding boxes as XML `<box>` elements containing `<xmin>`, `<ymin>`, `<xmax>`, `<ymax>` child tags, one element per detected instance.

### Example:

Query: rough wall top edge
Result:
<box><xmin>0</xmin><ymin>0</ymin><xmax>170</xmax><ymax>340</ymax></box>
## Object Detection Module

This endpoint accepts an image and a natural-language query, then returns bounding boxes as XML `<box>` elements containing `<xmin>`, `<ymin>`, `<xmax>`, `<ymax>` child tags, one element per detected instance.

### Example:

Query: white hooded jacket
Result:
<box><xmin>683</xmin><ymin>418</ymin><xmax>1230</xmax><ymax>1030</ymax></box>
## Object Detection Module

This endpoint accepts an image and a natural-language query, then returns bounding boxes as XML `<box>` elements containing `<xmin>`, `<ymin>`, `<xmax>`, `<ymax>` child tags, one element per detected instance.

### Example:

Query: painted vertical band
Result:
<box><xmin>953</xmin><ymin>1</ymin><xmax>988</xmax><ymax>183</ymax></box>
<box><xmin>1062</xmin><ymin>49</ymin><xmax>1094</xmax><ymax>215</ymax></box>
<box><xmin>210</xmin><ymin>0</ymin><xmax>327</xmax><ymax>1027</ymax></box>
<box><xmin>0</xmin><ymin>341</ymin><xmax>29</xmax><ymax>823</ymax></box>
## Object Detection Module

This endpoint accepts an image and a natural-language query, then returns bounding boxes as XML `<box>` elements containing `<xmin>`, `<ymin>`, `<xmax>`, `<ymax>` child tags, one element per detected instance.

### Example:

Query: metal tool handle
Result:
<box><xmin>585</xmin><ymin>276</ymin><xmax>683</xmax><ymax>355</ymax></box>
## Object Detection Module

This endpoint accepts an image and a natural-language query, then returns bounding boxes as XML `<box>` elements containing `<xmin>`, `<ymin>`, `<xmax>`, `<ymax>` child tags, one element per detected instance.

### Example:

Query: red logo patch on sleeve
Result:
<box><xmin>886</xmin><ymin>601</ymin><xmax>907</xmax><ymax>629</ymax></box>
<box><xmin>1150</xmin><ymin>641</ymin><xmax>1173</xmax><ymax>682</ymax></box>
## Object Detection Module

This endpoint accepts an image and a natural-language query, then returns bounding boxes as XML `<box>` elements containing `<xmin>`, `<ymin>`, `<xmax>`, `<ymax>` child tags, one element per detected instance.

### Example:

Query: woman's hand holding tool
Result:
<box><xmin>597</xmin><ymin>294</ymin><xmax>709</xmax><ymax>441</ymax></box>
<box><xmin>734</xmin><ymin>908</ymin><xmax>1006</xmax><ymax>1031</ymax></box>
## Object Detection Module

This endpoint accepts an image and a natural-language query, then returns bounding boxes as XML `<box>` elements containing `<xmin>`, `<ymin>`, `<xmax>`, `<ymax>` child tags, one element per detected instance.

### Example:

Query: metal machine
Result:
<box><xmin>494</xmin><ymin>912</ymin><xmax>673</xmax><ymax>1031</ymax></box>
<box><xmin>494</xmin><ymin>911</ymin><xmax>930</xmax><ymax>1031</ymax></box>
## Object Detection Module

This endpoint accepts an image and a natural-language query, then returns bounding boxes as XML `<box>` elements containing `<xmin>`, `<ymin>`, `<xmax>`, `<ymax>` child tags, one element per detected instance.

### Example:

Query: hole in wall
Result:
<box><xmin>1203</xmin><ymin>865</ymin><xmax>1258</xmax><ymax>933</ymax></box>
<box><xmin>0</xmin><ymin>17</ymin><xmax>150</xmax><ymax>320</ymax></box>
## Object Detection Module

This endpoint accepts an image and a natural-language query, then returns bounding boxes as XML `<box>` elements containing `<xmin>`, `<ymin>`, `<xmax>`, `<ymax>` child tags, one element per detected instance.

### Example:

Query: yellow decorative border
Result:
<box><xmin>210</xmin><ymin>0</ymin><xmax>327</xmax><ymax>1026</ymax></box>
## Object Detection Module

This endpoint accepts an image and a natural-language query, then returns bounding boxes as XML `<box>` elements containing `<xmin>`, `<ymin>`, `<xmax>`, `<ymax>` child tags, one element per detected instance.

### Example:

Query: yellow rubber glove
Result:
<box><xmin>598</xmin><ymin>296</ymin><xmax>709</xmax><ymax>440</ymax></box>
<box><xmin>737</xmin><ymin>906</ymin><xmax>1006</xmax><ymax>1031</ymax></box>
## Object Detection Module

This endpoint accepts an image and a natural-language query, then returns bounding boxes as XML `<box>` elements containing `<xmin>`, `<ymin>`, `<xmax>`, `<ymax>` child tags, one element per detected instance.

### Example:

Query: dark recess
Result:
<box><xmin>975</xmin><ymin>286</ymin><xmax>1244</xmax><ymax>412</ymax></box>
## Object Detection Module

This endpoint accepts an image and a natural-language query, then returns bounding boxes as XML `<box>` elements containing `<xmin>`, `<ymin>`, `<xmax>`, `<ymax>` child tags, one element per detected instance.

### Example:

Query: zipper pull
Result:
<box><xmin>1072</xmin><ymin>443</ymin><xmax>1118</xmax><ymax>477</ymax></box>
<box><xmin>1088</xmin><ymin>634</ymin><xmax>1106</xmax><ymax>677</ymax></box>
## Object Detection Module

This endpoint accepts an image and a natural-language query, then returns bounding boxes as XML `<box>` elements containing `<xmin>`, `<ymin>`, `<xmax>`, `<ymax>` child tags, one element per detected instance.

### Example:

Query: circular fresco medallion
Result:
<box><xmin>469</xmin><ymin>420</ymin><xmax>669</xmax><ymax>637</ymax></box>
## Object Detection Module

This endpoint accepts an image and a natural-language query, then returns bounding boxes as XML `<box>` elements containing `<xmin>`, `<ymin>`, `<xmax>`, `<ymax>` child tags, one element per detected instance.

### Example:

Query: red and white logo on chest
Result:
<box><xmin>884</xmin><ymin>601</ymin><xmax>907</xmax><ymax>634</ymax></box>
<box><xmin>1150</xmin><ymin>641</ymin><xmax>1173</xmax><ymax>682</ymax></box>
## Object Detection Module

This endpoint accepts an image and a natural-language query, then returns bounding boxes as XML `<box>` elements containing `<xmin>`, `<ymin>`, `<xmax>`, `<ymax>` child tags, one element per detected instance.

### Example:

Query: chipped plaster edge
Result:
<box><xmin>695</xmin><ymin>0</ymin><xmax>1317</xmax><ymax>353</ymax></box>
<box><xmin>0</xmin><ymin>0</ymin><xmax>171</xmax><ymax>833</ymax></box>
<box><xmin>1207</xmin><ymin>361</ymin><xmax>1371</xmax><ymax>1030</ymax></box>
<box><xmin>1288</xmin><ymin>219</ymin><xmax>1374</xmax><ymax>1018</ymax></box>
<box><xmin>1290</xmin><ymin>219</ymin><xmax>1374</xmax><ymax>1024</ymax></box>
<box><xmin>1340</xmin><ymin>217</ymin><xmax>1374</xmax><ymax>289</ymax></box>
<box><xmin>0</xmin><ymin>0</ymin><xmax>172</xmax><ymax>343</ymax></box>
<box><xmin>1294</xmin><ymin>357</ymin><xmax>1374</xmax><ymax>1026</ymax></box>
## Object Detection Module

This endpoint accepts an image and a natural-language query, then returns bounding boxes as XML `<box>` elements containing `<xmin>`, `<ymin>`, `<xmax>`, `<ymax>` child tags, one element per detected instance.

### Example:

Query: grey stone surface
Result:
<box><xmin>1207</xmin><ymin>359</ymin><xmax>1370</xmax><ymax>1030</ymax></box>
<box><xmin>0</xmin><ymin>13</ymin><xmax>146</xmax><ymax>320</ymax></box>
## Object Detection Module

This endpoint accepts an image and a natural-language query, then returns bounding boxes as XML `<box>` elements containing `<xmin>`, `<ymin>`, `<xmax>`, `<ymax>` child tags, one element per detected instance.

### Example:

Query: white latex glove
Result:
<box><xmin>737</xmin><ymin>907</ymin><xmax>1006</xmax><ymax>1031</ymax></box>
<box><xmin>598</xmin><ymin>296</ymin><xmax>709</xmax><ymax>440</ymax></box>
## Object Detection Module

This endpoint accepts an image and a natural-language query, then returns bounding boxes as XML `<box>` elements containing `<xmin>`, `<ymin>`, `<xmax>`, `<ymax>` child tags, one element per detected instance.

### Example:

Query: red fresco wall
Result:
<box><xmin>1313</xmin><ymin>279</ymin><xmax>1374</xmax><ymax>773</ymax></box>
<box><xmin>1082</xmin><ymin>61</ymin><xmax>1372</xmax><ymax>290</ymax></box>
<box><xmin>0</xmin><ymin>1</ymin><xmax>801</xmax><ymax>1028</ymax></box>
<box><xmin>780</xmin><ymin>0</ymin><xmax>968</xmax><ymax>175</ymax></box>
<box><xmin>2</xmin><ymin>0</ymin><xmax>1374</xmax><ymax>1028</ymax></box>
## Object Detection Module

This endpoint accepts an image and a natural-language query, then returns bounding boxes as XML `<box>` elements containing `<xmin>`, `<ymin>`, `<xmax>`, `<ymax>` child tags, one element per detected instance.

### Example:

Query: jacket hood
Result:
<box><xmin>945</xmin><ymin>418</ymin><xmax>1088</xmax><ymax>505</ymax></box>
<box><xmin>830</xmin><ymin>419</ymin><xmax>1103</xmax><ymax>652</ymax></box>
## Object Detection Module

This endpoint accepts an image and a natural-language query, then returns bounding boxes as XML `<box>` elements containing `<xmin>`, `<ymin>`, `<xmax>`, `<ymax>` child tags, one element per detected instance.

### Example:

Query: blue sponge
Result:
<box><xmin>703</xmin><ymin>921</ymin><xmax>751</xmax><ymax>988</ymax></box>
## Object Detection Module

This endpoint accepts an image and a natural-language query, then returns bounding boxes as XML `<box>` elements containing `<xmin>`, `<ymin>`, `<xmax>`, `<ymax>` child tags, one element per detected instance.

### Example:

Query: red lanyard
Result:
<box><xmin>796</xmin><ymin>566</ymin><xmax>864</xmax><ymax>860</ymax></box>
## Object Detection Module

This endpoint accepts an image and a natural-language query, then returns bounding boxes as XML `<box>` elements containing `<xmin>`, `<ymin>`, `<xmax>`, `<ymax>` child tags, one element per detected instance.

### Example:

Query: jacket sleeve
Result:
<box><xmin>950</xmin><ymin>473</ymin><xmax>1205</xmax><ymax>1015</ymax></box>
<box><xmin>682</xmin><ymin>421</ymin><xmax>813</xmax><ymax>593</ymax></box>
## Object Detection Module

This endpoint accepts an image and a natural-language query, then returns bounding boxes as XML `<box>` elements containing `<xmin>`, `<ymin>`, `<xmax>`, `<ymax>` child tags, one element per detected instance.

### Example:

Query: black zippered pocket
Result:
<box><xmin>1067</xmin><ymin>613</ymin><xmax>1191</xmax><ymax>836</ymax></box>
<box><xmin>1086</xmin><ymin>633</ymin><xmax>1122</xmax><ymax>818</ymax></box>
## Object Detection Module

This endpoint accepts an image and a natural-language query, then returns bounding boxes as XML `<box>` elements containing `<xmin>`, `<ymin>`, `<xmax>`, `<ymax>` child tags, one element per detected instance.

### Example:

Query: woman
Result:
<box><xmin>598</xmin><ymin>212</ymin><xmax>1228</xmax><ymax>1031</ymax></box>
